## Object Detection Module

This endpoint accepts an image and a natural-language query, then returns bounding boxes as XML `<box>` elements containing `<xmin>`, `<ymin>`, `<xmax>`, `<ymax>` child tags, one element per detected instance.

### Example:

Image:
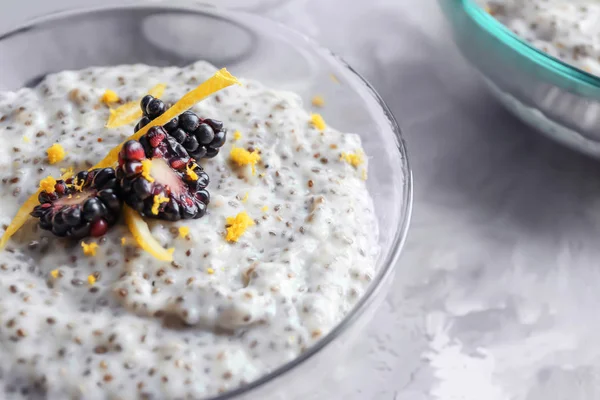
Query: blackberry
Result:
<box><xmin>31</xmin><ymin>168</ymin><xmax>122</xmax><ymax>239</ymax></box>
<box><xmin>117</xmin><ymin>126</ymin><xmax>210</xmax><ymax>221</ymax></box>
<box><xmin>134</xmin><ymin>96</ymin><xmax>227</xmax><ymax>159</ymax></box>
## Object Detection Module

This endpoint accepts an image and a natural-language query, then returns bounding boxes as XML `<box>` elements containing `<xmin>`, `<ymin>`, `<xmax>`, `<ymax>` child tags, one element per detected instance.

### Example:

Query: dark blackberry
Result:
<box><xmin>134</xmin><ymin>97</ymin><xmax>227</xmax><ymax>159</ymax></box>
<box><xmin>134</xmin><ymin>116</ymin><xmax>151</xmax><ymax>133</ymax></box>
<box><xmin>163</xmin><ymin>116</ymin><xmax>179</xmax><ymax>133</ymax></box>
<box><xmin>135</xmin><ymin>95</ymin><xmax>169</xmax><ymax>132</ymax></box>
<box><xmin>178</xmin><ymin>111</ymin><xmax>201</xmax><ymax>132</ymax></box>
<box><xmin>145</xmin><ymin>97</ymin><xmax>167</xmax><ymax>120</ymax></box>
<box><xmin>30</xmin><ymin>168</ymin><xmax>122</xmax><ymax>239</ymax></box>
<box><xmin>117</xmin><ymin>126</ymin><xmax>210</xmax><ymax>221</ymax></box>
<box><xmin>176</xmin><ymin>116</ymin><xmax>227</xmax><ymax>160</ymax></box>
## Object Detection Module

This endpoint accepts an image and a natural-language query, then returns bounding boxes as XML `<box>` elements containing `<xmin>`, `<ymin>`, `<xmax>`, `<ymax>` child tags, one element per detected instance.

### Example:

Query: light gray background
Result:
<box><xmin>3</xmin><ymin>0</ymin><xmax>600</xmax><ymax>399</ymax></box>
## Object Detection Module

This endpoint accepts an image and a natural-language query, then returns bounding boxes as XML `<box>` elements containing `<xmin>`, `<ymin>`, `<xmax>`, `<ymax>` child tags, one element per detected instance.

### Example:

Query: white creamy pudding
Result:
<box><xmin>0</xmin><ymin>61</ymin><xmax>378</xmax><ymax>399</ymax></box>
<box><xmin>482</xmin><ymin>0</ymin><xmax>600</xmax><ymax>75</ymax></box>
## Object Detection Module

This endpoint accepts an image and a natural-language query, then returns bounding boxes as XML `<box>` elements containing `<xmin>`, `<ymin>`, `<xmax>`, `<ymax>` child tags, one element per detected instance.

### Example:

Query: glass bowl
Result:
<box><xmin>0</xmin><ymin>2</ymin><xmax>412</xmax><ymax>400</ymax></box>
<box><xmin>438</xmin><ymin>0</ymin><xmax>600</xmax><ymax>158</ymax></box>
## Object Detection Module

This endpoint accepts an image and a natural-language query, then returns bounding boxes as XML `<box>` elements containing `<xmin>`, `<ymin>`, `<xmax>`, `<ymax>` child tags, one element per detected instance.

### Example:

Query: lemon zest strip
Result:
<box><xmin>124</xmin><ymin>205</ymin><xmax>174</xmax><ymax>262</ymax></box>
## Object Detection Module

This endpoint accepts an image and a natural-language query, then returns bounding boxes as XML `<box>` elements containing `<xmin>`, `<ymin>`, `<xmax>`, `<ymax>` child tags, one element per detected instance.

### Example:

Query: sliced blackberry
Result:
<box><xmin>30</xmin><ymin>168</ymin><xmax>122</xmax><ymax>239</ymax></box>
<box><xmin>134</xmin><ymin>96</ymin><xmax>227</xmax><ymax>159</ymax></box>
<box><xmin>117</xmin><ymin>126</ymin><xmax>210</xmax><ymax>221</ymax></box>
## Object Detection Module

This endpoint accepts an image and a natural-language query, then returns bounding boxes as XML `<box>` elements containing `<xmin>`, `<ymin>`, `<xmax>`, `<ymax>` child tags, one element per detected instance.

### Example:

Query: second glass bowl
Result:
<box><xmin>439</xmin><ymin>0</ymin><xmax>600</xmax><ymax>158</ymax></box>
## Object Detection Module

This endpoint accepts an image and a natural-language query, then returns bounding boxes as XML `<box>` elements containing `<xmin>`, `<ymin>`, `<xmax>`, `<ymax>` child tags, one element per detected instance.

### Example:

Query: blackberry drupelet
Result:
<box><xmin>31</xmin><ymin>168</ymin><xmax>122</xmax><ymax>239</ymax></box>
<box><xmin>117</xmin><ymin>126</ymin><xmax>210</xmax><ymax>221</ymax></box>
<box><xmin>134</xmin><ymin>95</ymin><xmax>227</xmax><ymax>159</ymax></box>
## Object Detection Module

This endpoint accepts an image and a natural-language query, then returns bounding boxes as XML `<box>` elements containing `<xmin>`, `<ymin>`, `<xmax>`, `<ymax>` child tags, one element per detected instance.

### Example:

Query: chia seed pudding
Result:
<box><xmin>0</xmin><ymin>61</ymin><xmax>378</xmax><ymax>399</ymax></box>
<box><xmin>482</xmin><ymin>0</ymin><xmax>600</xmax><ymax>75</ymax></box>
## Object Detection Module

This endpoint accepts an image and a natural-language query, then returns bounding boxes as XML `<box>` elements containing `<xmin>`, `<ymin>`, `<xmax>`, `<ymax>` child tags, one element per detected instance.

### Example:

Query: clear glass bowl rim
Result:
<box><xmin>458</xmin><ymin>0</ymin><xmax>600</xmax><ymax>91</ymax></box>
<box><xmin>0</xmin><ymin>2</ymin><xmax>413</xmax><ymax>399</ymax></box>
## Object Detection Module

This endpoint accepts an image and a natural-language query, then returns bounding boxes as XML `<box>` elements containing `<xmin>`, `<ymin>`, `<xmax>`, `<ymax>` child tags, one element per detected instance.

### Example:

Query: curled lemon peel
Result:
<box><xmin>207</xmin><ymin>268</ymin><xmax>215</xmax><ymax>275</ymax></box>
<box><xmin>87</xmin><ymin>274</ymin><xmax>97</xmax><ymax>285</ymax></box>
<box><xmin>105</xmin><ymin>84</ymin><xmax>166</xmax><ymax>128</ymax></box>
<box><xmin>95</xmin><ymin>68</ymin><xmax>239</xmax><ymax>170</ymax></box>
<box><xmin>47</xmin><ymin>143</ymin><xmax>66</xmax><ymax>164</ymax></box>
<box><xmin>225</xmin><ymin>211</ymin><xmax>255</xmax><ymax>243</ymax></box>
<box><xmin>50</xmin><ymin>269</ymin><xmax>59</xmax><ymax>279</ymax></box>
<box><xmin>230</xmin><ymin>147</ymin><xmax>261</xmax><ymax>175</ymax></box>
<box><xmin>123</xmin><ymin>205</ymin><xmax>174</xmax><ymax>262</ymax></box>
<box><xmin>140</xmin><ymin>159</ymin><xmax>155</xmax><ymax>183</ymax></box>
<box><xmin>151</xmin><ymin>194</ymin><xmax>170</xmax><ymax>215</ymax></box>
<box><xmin>0</xmin><ymin>69</ymin><xmax>239</xmax><ymax>251</ymax></box>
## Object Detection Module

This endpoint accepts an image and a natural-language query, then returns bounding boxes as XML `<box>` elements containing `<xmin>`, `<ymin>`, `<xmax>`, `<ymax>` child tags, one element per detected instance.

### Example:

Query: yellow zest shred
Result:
<box><xmin>340</xmin><ymin>151</ymin><xmax>364</xmax><ymax>168</ymax></box>
<box><xmin>151</xmin><ymin>194</ymin><xmax>170</xmax><ymax>215</ymax></box>
<box><xmin>120</xmin><ymin>237</ymin><xmax>127</xmax><ymax>246</ymax></box>
<box><xmin>96</xmin><ymin>69</ymin><xmax>239</xmax><ymax>170</ymax></box>
<box><xmin>105</xmin><ymin>84</ymin><xmax>165</xmax><ymax>128</ymax></box>
<box><xmin>22</xmin><ymin>136</ymin><xmax>30</xmax><ymax>143</ymax></box>
<box><xmin>100</xmin><ymin>89</ymin><xmax>120</xmax><ymax>105</ymax></box>
<box><xmin>241</xmin><ymin>192</ymin><xmax>249</xmax><ymax>203</ymax></box>
<box><xmin>39</xmin><ymin>176</ymin><xmax>57</xmax><ymax>193</ymax></box>
<box><xmin>140</xmin><ymin>159</ymin><xmax>155</xmax><ymax>183</ymax></box>
<box><xmin>310</xmin><ymin>114</ymin><xmax>326</xmax><ymax>131</ymax></box>
<box><xmin>225</xmin><ymin>211</ymin><xmax>255</xmax><ymax>243</ymax></box>
<box><xmin>186</xmin><ymin>164</ymin><xmax>198</xmax><ymax>181</ymax></box>
<box><xmin>361</xmin><ymin>168</ymin><xmax>368</xmax><ymax>181</ymax></box>
<box><xmin>261</xmin><ymin>205</ymin><xmax>269</xmax><ymax>212</ymax></box>
<box><xmin>311</xmin><ymin>95</ymin><xmax>325</xmax><ymax>107</ymax></box>
<box><xmin>72</xmin><ymin>177</ymin><xmax>85</xmax><ymax>192</ymax></box>
<box><xmin>50</xmin><ymin>269</ymin><xmax>59</xmax><ymax>279</ymax></box>
<box><xmin>87</xmin><ymin>274</ymin><xmax>97</xmax><ymax>285</ymax></box>
<box><xmin>81</xmin><ymin>241</ymin><xmax>98</xmax><ymax>257</ymax></box>
<box><xmin>207</xmin><ymin>268</ymin><xmax>215</xmax><ymax>275</ymax></box>
<box><xmin>46</xmin><ymin>143</ymin><xmax>66</xmax><ymax>164</ymax></box>
<box><xmin>230</xmin><ymin>147</ymin><xmax>261</xmax><ymax>175</ymax></box>
<box><xmin>233</xmin><ymin>130</ymin><xmax>242</xmax><ymax>141</ymax></box>
<box><xmin>123</xmin><ymin>205</ymin><xmax>174</xmax><ymax>262</ymax></box>
<box><xmin>329</xmin><ymin>73</ymin><xmax>340</xmax><ymax>84</ymax></box>
<box><xmin>178</xmin><ymin>226</ymin><xmax>190</xmax><ymax>238</ymax></box>
<box><xmin>0</xmin><ymin>69</ymin><xmax>240</xmax><ymax>251</ymax></box>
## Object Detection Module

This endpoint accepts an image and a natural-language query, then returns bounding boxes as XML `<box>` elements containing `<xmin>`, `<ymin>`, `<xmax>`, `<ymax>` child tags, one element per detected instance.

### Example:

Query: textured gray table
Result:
<box><xmin>4</xmin><ymin>0</ymin><xmax>600</xmax><ymax>399</ymax></box>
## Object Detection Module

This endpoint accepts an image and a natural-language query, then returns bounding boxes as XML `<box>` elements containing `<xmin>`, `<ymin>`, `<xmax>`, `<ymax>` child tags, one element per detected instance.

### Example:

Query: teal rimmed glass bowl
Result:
<box><xmin>439</xmin><ymin>0</ymin><xmax>600</xmax><ymax>157</ymax></box>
